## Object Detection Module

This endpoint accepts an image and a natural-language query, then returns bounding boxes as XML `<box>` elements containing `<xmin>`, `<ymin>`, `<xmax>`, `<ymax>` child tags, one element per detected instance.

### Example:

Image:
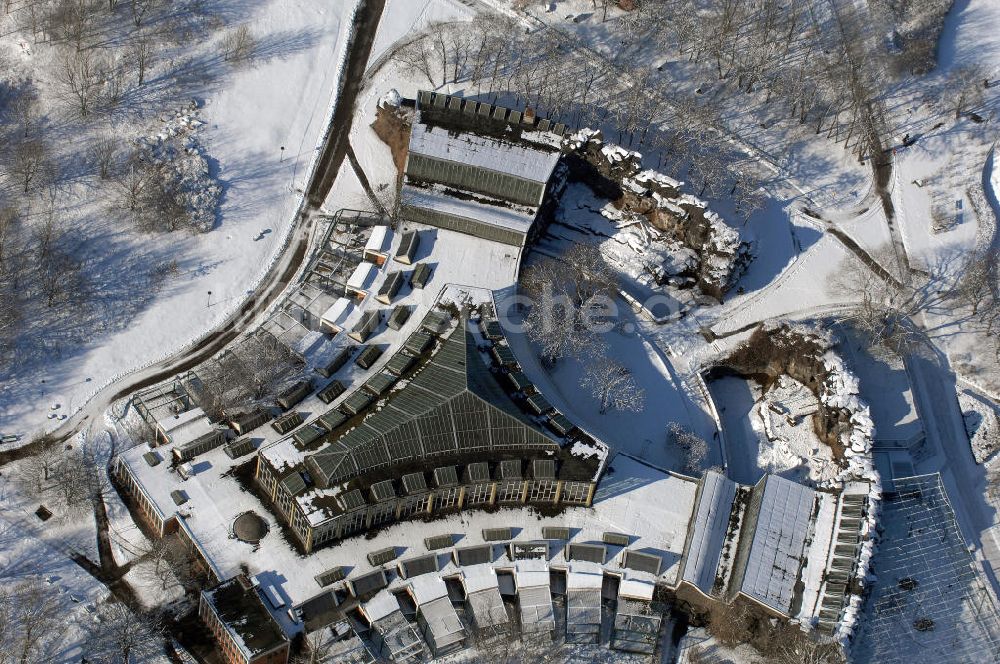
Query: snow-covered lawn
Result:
<box><xmin>0</xmin><ymin>515</ymin><xmax>113</xmax><ymax>662</ymax></box>
<box><xmin>503</xmin><ymin>301</ymin><xmax>697</xmax><ymax>470</ymax></box>
<box><xmin>1</xmin><ymin>1</ymin><xmax>359</xmax><ymax>440</ymax></box>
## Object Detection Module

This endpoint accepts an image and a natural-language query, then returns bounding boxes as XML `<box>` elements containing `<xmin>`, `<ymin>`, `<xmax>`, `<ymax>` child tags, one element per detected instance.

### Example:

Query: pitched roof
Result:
<box><xmin>737</xmin><ymin>475</ymin><xmax>816</xmax><ymax>614</ymax></box>
<box><xmin>408</xmin><ymin>123</ymin><xmax>560</xmax><ymax>184</ymax></box>
<box><xmin>306</xmin><ymin>319</ymin><xmax>559</xmax><ymax>487</ymax></box>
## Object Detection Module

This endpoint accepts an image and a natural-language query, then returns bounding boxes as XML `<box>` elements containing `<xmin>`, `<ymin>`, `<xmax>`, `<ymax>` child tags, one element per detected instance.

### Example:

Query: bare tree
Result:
<box><xmin>222</xmin><ymin>24</ymin><xmax>256</xmax><ymax>62</ymax></box>
<box><xmin>90</xmin><ymin>133</ymin><xmax>119</xmax><ymax>179</ymax></box>
<box><xmin>769</xmin><ymin>630</ymin><xmax>846</xmax><ymax>664</ymax></box>
<box><xmin>129</xmin><ymin>0</ymin><xmax>151</xmax><ymax>27</ymax></box>
<box><xmin>9</xmin><ymin>140</ymin><xmax>48</xmax><ymax>193</ymax></box>
<box><xmin>1</xmin><ymin>579</ymin><xmax>64</xmax><ymax>664</ymax></box>
<box><xmin>56</xmin><ymin>49</ymin><xmax>99</xmax><ymax>116</ymax></box>
<box><xmin>53</xmin><ymin>437</ymin><xmax>111</xmax><ymax>513</ymax></box>
<box><xmin>394</xmin><ymin>37</ymin><xmax>437</xmax><ymax>87</ymax></box>
<box><xmin>562</xmin><ymin>243</ymin><xmax>618</xmax><ymax>305</ymax></box>
<box><xmin>0</xmin><ymin>206</ymin><xmax>20</xmax><ymax>266</ymax></box>
<box><xmin>952</xmin><ymin>246</ymin><xmax>998</xmax><ymax>316</ymax></box>
<box><xmin>100</xmin><ymin>49</ymin><xmax>131</xmax><ymax>109</ymax></box>
<box><xmin>947</xmin><ymin>63</ymin><xmax>988</xmax><ymax>119</ymax></box>
<box><xmin>707</xmin><ymin>599</ymin><xmax>755</xmax><ymax>647</ymax></box>
<box><xmin>582</xmin><ymin>357</ymin><xmax>645</xmax><ymax>413</ymax></box>
<box><xmin>113</xmin><ymin>160</ymin><xmax>154</xmax><ymax>221</ymax></box>
<box><xmin>10</xmin><ymin>89</ymin><xmax>40</xmax><ymax>138</ymax></box>
<box><xmin>129</xmin><ymin>34</ymin><xmax>153</xmax><ymax>85</ymax></box>
<box><xmin>830</xmin><ymin>248</ymin><xmax>935</xmax><ymax>351</ymax></box>
<box><xmin>521</xmin><ymin>286</ymin><xmax>592</xmax><ymax>365</ymax></box>
<box><xmin>16</xmin><ymin>441</ymin><xmax>64</xmax><ymax>495</ymax></box>
<box><xmin>669</xmin><ymin>422</ymin><xmax>709</xmax><ymax>473</ymax></box>
<box><xmin>85</xmin><ymin>601</ymin><xmax>163</xmax><ymax>663</ymax></box>
<box><xmin>48</xmin><ymin>0</ymin><xmax>96</xmax><ymax>52</ymax></box>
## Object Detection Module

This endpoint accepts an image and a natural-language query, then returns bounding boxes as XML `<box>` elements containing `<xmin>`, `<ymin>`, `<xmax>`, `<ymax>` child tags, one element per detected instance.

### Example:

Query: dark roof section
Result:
<box><xmin>402</xmin><ymin>472</ymin><xmax>428</xmax><ymax>494</ymax></box>
<box><xmin>305</xmin><ymin>318</ymin><xmax>560</xmax><ymax>488</ymax></box>
<box><xmin>355</xmin><ymin>345</ymin><xmax>384</xmax><ymax>370</ymax></box>
<box><xmin>377</xmin><ymin>272</ymin><xmax>404</xmax><ymax>304</ymax></box>
<box><xmin>455</xmin><ymin>544</ymin><xmax>492</xmax><ymax>566</ymax></box>
<box><xmin>433</xmin><ymin>466</ymin><xmax>459</xmax><ymax>487</ymax></box>
<box><xmin>465</xmin><ymin>462</ymin><xmax>490</xmax><ymax>483</ymax></box>
<box><xmin>410</xmin><ymin>263</ymin><xmax>432</xmax><ymax>289</ymax></box>
<box><xmin>387</xmin><ymin>305</ymin><xmax>412</xmax><ymax>331</ymax></box>
<box><xmin>318</xmin><ymin>380</ymin><xmax>347</xmax><ymax>404</ymax></box>
<box><xmin>385</xmin><ymin>353</ymin><xmax>417</xmax><ymax>376</ymax></box>
<box><xmin>203</xmin><ymin>577</ymin><xmax>287</xmax><ymax>657</ymax></box>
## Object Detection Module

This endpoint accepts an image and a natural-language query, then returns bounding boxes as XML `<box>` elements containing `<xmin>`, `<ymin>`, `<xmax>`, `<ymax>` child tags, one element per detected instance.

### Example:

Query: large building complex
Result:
<box><xmin>108</xmin><ymin>88</ymin><xmax>877</xmax><ymax>662</ymax></box>
<box><xmin>254</xmin><ymin>312</ymin><xmax>604</xmax><ymax>553</ymax></box>
<box><xmin>399</xmin><ymin>91</ymin><xmax>565</xmax><ymax>248</ymax></box>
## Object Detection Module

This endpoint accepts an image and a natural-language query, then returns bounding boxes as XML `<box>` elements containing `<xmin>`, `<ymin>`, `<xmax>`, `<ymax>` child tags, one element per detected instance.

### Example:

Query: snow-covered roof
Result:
<box><xmin>514</xmin><ymin>559</ymin><xmax>550</xmax><ymax>589</ymax></box>
<box><xmin>364</xmin><ymin>226</ymin><xmax>391</xmax><ymax>254</ymax></box>
<box><xmin>117</xmin><ymin>441</ymin><xmax>688</xmax><ymax>612</ymax></box>
<box><xmin>618</xmin><ymin>571</ymin><xmax>656</xmax><ymax>602</ymax></box>
<box><xmin>320</xmin><ymin>297</ymin><xmax>354</xmax><ymax>329</ymax></box>
<box><xmin>408</xmin><ymin>123</ymin><xmax>560</xmax><ymax>184</ymax></box>
<box><xmin>409</xmin><ymin>574</ymin><xmax>448</xmax><ymax>606</ymax></box>
<box><xmin>738</xmin><ymin>475</ymin><xmax>816</xmax><ymax>614</ymax></box>
<box><xmin>363</xmin><ymin>589</ymin><xmax>401</xmax><ymax>623</ymax></box>
<box><xmin>682</xmin><ymin>471</ymin><xmax>737</xmax><ymax>594</ymax></box>
<box><xmin>400</xmin><ymin>183</ymin><xmax>537</xmax><ymax>235</ymax></box>
<box><xmin>346</xmin><ymin>262</ymin><xmax>377</xmax><ymax>291</ymax></box>
<box><xmin>566</xmin><ymin>561</ymin><xmax>604</xmax><ymax>591</ymax></box>
<box><xmin>461</xmin><ymin>563</ymin><xmax>500</xmax><ymax>595</ymax></box>
<box><xmin>157</xmin><ymin>407</ymin><xmax>215</xmax><ymax>446</ymax></box>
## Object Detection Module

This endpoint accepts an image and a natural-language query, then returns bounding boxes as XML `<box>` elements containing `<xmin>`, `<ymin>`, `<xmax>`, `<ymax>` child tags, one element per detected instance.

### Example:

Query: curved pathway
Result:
<box><xmin>1</xmin><ymin>0</ymin><xmax>388</xmax><ymax>465</ymax></box>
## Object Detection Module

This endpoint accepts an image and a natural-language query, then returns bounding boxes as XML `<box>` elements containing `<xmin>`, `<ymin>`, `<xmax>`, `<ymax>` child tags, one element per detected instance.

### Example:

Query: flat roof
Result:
<box><xmin>157</xmin><ymin>408</ymin><xmax>215</xmax><ymax>446</ymax></box>
<box><xmin>346</xmin><ymin>262</ymin><xmax>377</xmax><ymax>291</ymax></box>
<box><xmin>618</xmin><ymin>571</ymin><xmax>656</xmax><ymax>602</ymax></box>
<box><xmin>567</xmin><ymin>561</ymin><xmax>604</xmax><ymax>591</ymax></box>
<box><xmin>364</xmin><ymin>226</ymin><xmax>391</xmax><ymax>254</ymax></box>
<box><xmin>514</xmin><ymin>559</ymin><xmax>550</xmax><ymax>589</ymax></box>
<box><xmin>408</xmin><ymin>123</ymin><xmax>560</xmax><ymax>185</ymax></box>
<box><xmin>409</xmin><ymin>574</ymin><xmax>448</xmax><ymax>605</ymax></box>
<box><xmin>320</xmin><ymin>297</ymin><xmax>354</xmax><ymax>328</ymax></box>
<box><xmin>363</xmin><ymin>588</ymin><xmax>401</xmax><ymax>623</ymax></box>
<box><xmin>461</xmin><ymin>563</ymin><xmax>500</xmax><ymax>595</ymax></box>
<box><xmin>203</xmin><ymin>578</ymin><xmax>287</xmax><ymax>658</ymax></box>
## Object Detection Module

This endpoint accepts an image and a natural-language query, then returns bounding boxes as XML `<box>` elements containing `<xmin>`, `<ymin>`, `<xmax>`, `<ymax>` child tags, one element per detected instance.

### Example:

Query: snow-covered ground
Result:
<box><xmin>1</xmin><ymin>1</ymin><xmax>359</xmax><ymax>440</ymax></box>
<box><xmin>707</xmin><ymin>374</ymin><xmax>839</xmax><ymax>486</ymax></box>
<box><xmin>0</xmin><ymin>515</ymin><xmax>114</xmax><ymax>662</ymax></box>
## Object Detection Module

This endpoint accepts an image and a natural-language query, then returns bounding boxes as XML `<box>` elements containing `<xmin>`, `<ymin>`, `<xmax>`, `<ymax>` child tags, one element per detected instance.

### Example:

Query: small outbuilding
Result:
<box><xmin>409</xmin><ymin>263</ymin><xmax>432</xmax><ymax>289</ymax></box>
<box><xmin>376</xmin><ymin>271</ymin><xmax>404</xmax><ymax>305</ymax></box>
<box><xmin>348</xmin><ymin>309</ymin><xmax>381</xmax><ymax>343</ymax></box>
<box><xmin>394</xmin><ymin>230</ymin><xmax>420</xmax><ymax>265</ymax></box>
<box><xmin>320</xmin><ymin>297</ymin><xmax>355</xmax><ymax>334</ymax></box>
<box><xmin>408</xmin><ymin>575</ymin><xmax>467</xmax><ymax>657</ymax></box>
<box><xmin>363</xmin><ymin>226</ymin><xmax>392</xmax><ymax>265</ymax></box>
